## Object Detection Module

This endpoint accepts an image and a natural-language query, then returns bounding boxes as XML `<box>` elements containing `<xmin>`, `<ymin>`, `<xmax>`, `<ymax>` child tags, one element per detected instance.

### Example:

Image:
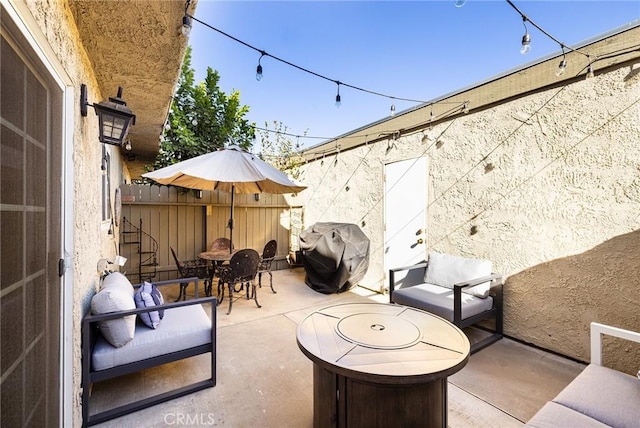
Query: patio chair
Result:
<box><xmin>170</xmin><ymin>247</ymin><xmax>211</xmax><ymax>300</ymax></box>
<box><xmin>209</xmin><ymin>237</ymin><xmax>233</xmax><ymax>252</ymax></box>
<box><xmin>217</xmin><ymin>249</ymin><xmax>261</xmax><ymax>315</ymax></box>
<box><xmin>257</xmin><ymin>239</ymin><xmax>278</xmax><ymax>293</ymax></box>
<box><xmin>389</xmin><ymin>252</ymin><xmax>503</xmax><ymax>353</ymax></box>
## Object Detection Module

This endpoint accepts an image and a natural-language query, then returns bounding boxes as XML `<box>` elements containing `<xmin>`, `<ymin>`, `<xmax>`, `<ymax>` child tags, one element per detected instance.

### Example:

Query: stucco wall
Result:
<box><xmin>299</xmin><ymin>64</ymin><xmax>640</xmax><ymax>367</ymax></box>
<box><xmin>20</xmin><ymin>1</ymin><xmax>128</xmax><ymax>425</ymax></box>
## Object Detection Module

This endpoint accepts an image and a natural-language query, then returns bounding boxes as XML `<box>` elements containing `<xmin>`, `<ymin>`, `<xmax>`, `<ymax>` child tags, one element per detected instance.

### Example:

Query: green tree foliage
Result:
<box><xmin>256</xmin><ymin>121</ymin><xmax>306</xmax><ymax>181</ymax></box>
<box><xmin>152</xmin><ymin>46</ymin><xmax>255</xmax><ymax>169</ymax></box>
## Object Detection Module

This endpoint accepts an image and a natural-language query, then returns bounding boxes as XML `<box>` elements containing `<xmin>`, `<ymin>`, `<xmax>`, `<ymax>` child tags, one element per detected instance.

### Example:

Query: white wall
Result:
<box><xmin>300</xmin><ymin>63</ymin><xmax>640</xmax><ymax>365</ymax></box>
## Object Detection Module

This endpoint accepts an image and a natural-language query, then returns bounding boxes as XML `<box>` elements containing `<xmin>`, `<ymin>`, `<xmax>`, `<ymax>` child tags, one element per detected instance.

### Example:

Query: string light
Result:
<box><xmin>187</xmin><ymin>13</ymin><xmax>431</xmax><ymax>109</ymax></box>
<box><xmin>462</xmin><ymin>102</ymin><xmax>469</xmax><ymax>114</ymax></box>
<box><xmin>390</xmin><ymin>103</ymin><xmax>396</xmax><ymax>116</ymax></box>
<box><xmin>256</xmin><ymin>51</ymin><xmax>265</xmax><ymax>81</ymax></box>
<box><xmin>454</xmin><ymin>0</ymin><xmax>466</xmax><ymax>7</ymax></box>
<box><xmin>586</xmin><ymin>56</ymin><xmax>595</xmax><ymax>79</ymax></box>
<box><xmin>520</xmin><ymin>17</ymin><xmax>531</xmax><ymax>54</ymax></box>
<box><xmin>335</xmin><ymin>82</ymin><xmax>342</xmax><ymax>108</ymax></box>
<box><xmin>555</xmin><ymin>47</ymin><xmax>567</xmax><ymax>76</ymax></box>
<box><xmin>507</xmin><ymin>0</ymin><xmax>591</xmax><ymax>69</ymax></box>
<box><xmin>181</xmin><ymin>0</ymin><xmax>192</xmax><ymax>36</ymax></box>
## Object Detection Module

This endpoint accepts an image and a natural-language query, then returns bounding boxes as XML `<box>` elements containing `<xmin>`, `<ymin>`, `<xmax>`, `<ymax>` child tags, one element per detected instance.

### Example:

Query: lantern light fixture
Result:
<box><xmin>80</xmin><ymin>84</ymin><xmax>136</xmax><ymax>147</ymax></box>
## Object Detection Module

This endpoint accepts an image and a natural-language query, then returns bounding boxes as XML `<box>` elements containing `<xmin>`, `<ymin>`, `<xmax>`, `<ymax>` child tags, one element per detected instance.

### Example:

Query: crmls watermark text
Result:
<box><xmin>164</xmin><ymin>413</ymin><xmax>216</xmax><ymax>426</ymax></box>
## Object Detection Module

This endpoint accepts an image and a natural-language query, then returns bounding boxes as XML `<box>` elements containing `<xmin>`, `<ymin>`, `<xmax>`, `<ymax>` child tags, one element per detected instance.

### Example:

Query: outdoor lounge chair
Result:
<box><xmin>82</xmin><ymin>276</ymin><xmax>216</xmax><ymax>427</ymax></box>
<box><xmin>389</xmin><ymin>252</ymin><xmax>503</xmax><ymax>353</ymax></box>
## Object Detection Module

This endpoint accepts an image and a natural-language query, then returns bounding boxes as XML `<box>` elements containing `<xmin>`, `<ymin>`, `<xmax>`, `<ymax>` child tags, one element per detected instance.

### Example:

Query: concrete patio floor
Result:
<box><xmin>89</xmin><ymin>267</ymin><xmax>585</xmax><ymax>427</ymax></box>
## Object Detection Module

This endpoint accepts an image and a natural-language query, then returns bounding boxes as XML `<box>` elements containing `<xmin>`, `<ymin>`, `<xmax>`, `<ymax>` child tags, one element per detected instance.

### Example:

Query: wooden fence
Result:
<box><xmin>118</xmin><ymin>184</ymin><xmax>304</xmax><ymax>283</ymax></box>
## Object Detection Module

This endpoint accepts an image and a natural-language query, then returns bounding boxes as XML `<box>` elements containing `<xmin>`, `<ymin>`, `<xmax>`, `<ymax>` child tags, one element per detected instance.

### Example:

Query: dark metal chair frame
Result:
<box><xmin>209</xmin><ymin>237</ymin><xmax>233</xmax><ymax>253</ymax></box>
<box><xmin>217</xmin><ymin>249</ymin><xmax>261</xmax><ymax>315</ymax></box>
<box><xmin>171</xmin><ymin>246</ymin><xmax>211</xmax><ymax>300</ymax></box>
<box><xmin>389</xmin><ymin>262</ymin><xmax>503</xmax><ymax>353</ymax></box>
<box><xmin>81</xmin><ymin>278</ymin><xmax>216</xmax><ymax>427</ymax></box>
<box><xmin>257</xmin><ymin>239</ymin><xmax>278</xmax><ymax>294</ymax></box>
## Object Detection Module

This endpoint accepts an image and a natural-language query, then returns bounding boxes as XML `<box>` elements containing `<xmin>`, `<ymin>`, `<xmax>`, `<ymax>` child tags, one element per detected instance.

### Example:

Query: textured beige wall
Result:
<box><xmin>19</xmin><ymin>1</ymin><xmax>127</xmax><ymax>424</ymax></box>
<box><xmin>300</xmin><ymin>64</ymin><xmax>640</xmax><ymax>367</ymax></box>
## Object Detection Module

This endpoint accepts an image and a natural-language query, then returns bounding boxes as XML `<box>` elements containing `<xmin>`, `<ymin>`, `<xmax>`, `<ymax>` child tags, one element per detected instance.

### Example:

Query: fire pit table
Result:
<box><xmin>296</xmin><ymin>302</ymin><xmax>470</xmax><ymax>428</ymax></box>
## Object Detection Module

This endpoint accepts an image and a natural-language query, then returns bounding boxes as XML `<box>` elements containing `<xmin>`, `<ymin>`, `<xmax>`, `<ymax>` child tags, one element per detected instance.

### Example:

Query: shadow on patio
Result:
<box><xmin>89</xmin><ymin>267</ymin><xmax>584</xmax><ymax>427</ymax></box>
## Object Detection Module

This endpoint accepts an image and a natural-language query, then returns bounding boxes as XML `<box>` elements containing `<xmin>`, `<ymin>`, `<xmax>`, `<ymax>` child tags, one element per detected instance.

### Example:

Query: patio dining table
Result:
<box><xmin>199</xmin><ymin>249</ymin><xmax>238</xmax><ymax>296</ymax></box>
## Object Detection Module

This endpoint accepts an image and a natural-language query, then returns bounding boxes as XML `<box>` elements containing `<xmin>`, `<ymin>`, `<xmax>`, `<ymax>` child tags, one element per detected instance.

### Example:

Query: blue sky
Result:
<box><xmin>188</xmin><ymin>1</ymin><xmax>640</xmax><ymax>148</ymax></box>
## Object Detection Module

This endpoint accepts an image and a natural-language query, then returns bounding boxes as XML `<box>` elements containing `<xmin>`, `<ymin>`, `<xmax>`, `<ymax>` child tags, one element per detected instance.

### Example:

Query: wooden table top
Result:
<box><xmin>296</xmin><ymin>302</ymin><xmax>470</xmax><ymax>384</ymax></box>
<box><xmin>198</xmin><ymin>249</ymin><xmax>237</xmax><ymax>261</ymax></box>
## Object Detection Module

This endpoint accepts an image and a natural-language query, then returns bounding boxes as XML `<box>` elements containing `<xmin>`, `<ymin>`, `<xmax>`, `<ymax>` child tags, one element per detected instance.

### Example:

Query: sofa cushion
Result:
<box><xmin>101</xmin><ymin>271</ymin><xmax>135</xmax><ymax>294</ymax></box>
<box><xmin>134</xmin><ymin>281</ymin><xmax>165</xmax><ymax>329</ymax></box>
<box><xmin>91</xmin><ymin>303</ymin><xmax>212</xmax><ymax>371</ymax></box>
<box><xmin>424</xmin><ymin>252</ymin><xmax>492</xmax><ymax>298</ymax></box>
<box><xmin>525</xmin><ymin>401</ymin><xmax>609</xmax><ymax>428</ymax></box>
<box><xmin>391</xmin><ymin>283</ymin><xmax>493</xmax><ymax>321</ymax></box>
<box><xmin>553</xmin><ymin>363</ymin><xmax>640</xmax><ymax>428</ymax></box>
<box><xmin>91</xmin><ymin>279</ymin><xmax>136</xmax><ymax>348</ymax></box>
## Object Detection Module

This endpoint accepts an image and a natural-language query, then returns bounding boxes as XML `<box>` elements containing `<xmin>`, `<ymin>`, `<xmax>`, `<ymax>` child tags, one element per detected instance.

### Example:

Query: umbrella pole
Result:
<box><xmin>229</xmin><ymin>185</ymin><xmax>234</xmax><ymax>253</ymax></box>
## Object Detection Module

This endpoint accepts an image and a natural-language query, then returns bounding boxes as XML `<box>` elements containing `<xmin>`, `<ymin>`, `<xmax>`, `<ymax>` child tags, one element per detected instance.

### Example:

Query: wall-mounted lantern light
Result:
<box><xmin>80</xmin><ymin>84</ymin><xmax>136</xmax><ymax>147</ymax></box>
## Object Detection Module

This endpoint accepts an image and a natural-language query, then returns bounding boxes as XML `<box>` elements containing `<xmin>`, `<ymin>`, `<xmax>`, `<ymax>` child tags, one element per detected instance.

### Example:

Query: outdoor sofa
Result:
<box><xmin>526</xmin><ymin>322</ymin><xmax>640</xmax><ymax>427</ymax></box>
<box><xmin>82</xmin><ymin>274</ymin><xmax>216</xmax><ymax>427</ymax></box>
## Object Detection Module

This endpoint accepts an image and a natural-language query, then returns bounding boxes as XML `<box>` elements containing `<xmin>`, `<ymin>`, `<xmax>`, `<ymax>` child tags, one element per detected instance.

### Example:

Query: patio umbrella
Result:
<box><xmin>142</xmin><ymin>146</ymin><xmax>306</xmax><ymax>251</ymax></box>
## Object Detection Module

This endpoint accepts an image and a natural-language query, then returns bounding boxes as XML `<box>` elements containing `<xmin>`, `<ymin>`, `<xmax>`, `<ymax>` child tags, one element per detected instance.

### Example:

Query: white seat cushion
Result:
<box><xmin>526</xmin><ymin>401</ymin><xmax>608</xmax><ymax>428</ymax></box>
<box><xmin>92</xmin><ymin>303</ymin><xmax>212</xmax><ymax>371</ymax></box>
<box><xmin>425</xmin><ymin>252</ymin><xmax>492</xmax><ymax>298</ymax></box>
<box><xmin>391</xmin><ymin>283</ymin><xmax>493</xmax><ymax>321</ymax></box>
<box><xmin>552</xmin><ymin>364</ymin><xmax>640</xmax><ymax>428</ymax></box>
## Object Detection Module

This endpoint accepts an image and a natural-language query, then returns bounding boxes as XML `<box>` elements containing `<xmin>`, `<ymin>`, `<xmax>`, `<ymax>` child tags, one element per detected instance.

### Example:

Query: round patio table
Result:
<box><xmin>198</xmin><ymin>249</ymin><xmax>238</xmax><ymax>296</ymax></box>
<box><xmin>296</xmin><ymin>302</ymin><xmax>470</xmax><ymax>428</ymax></box>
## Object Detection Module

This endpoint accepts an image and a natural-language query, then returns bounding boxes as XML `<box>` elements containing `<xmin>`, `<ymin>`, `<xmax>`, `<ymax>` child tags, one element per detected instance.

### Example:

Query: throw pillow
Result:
<box><xmin>101</xmin><ymin>271</ymin><xmax>135</xmax><ymax>295</ymax></box>
<box><xmin>91</xmin><ymin>285</ymin><xmax>136</xmax><ymax>348</ymax></box>
<box><xmin>424</xmin><ymin>252</ymin><xmax>493</xmax><ymax>298</ymax></box>
<box><xmin>134</xmin><ymin>281</ymin><xmax>165</xmax><ymax>329</ymax></box>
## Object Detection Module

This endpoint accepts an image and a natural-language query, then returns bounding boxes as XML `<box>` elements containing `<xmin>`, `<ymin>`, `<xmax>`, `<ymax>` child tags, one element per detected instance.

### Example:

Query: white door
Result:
<box><xmin>384</xmin><ymin>157</ymin><xmax>428</xmax><ymax>289</ymax></box>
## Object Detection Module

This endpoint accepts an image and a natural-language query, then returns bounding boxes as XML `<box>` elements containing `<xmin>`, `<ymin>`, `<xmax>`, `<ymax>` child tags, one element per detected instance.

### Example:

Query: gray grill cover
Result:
<box><xmin>299</xmin><ymin>222</ymin><xmax>370</xmax><ymax>294</ymax></box>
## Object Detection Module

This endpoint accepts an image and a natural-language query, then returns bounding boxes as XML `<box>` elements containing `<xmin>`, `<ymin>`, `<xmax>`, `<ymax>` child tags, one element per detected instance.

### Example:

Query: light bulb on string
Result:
<box><xmin>586</xmin><ymin>57</ymin><xmax>595</xmax><ymax>79</ymax></box>
<box><xmin>556</xmin><ymin>49</ymin><xmax>567</xmax><ymax>76</ymax></box>
<box><xmin>181</xmin><ymin>15</ymin><xmax>191</xmax><ymax>36</ymax></box>
<box><xmin>390</xmin><ymin>103</ymin><xmax>396</xmax><ymax>117</ymax></box>
<box><xmin>454</xmin><ymin>0</ymin><xmax>466</xmax><ymax>7</ymax></box>
<box><xmin>181</xmin><ymin>0</ymin><xmax>192</xmax><ymax>37</ymax></box>
<box><xmin>256</xmin><ymin>52</ymin><xmax>265</xmax><ymax>81</ymax></box>
<box><xmin>520</xmin><ymin>18</ymin><xmax>531</xmax><ymax>54</ymax></box>
<box><xmin>335</xmin><ymin>82</ymin><xmax>342</xmax><ymax>108</ymax></box>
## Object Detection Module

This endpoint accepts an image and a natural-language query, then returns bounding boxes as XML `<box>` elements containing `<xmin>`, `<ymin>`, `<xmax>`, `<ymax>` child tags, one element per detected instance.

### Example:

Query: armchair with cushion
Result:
<box><xmin>389</xmin><ymin>252</ymin><xmax>503</xmax><ymax>353</ymax></box>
